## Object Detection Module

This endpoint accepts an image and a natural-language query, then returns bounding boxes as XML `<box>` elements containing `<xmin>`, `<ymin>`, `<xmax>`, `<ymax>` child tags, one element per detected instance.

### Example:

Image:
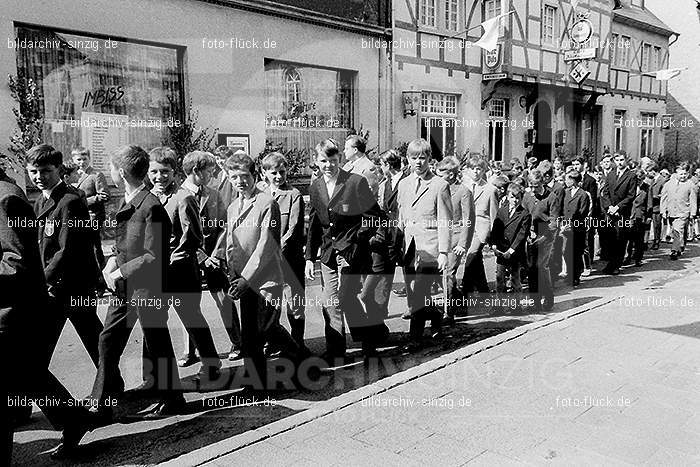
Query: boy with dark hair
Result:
<box><xmin>26</xmin><ymin>144</ymin><xmax>103</xmax><ymax>367</ymax></box>
<box><xmin>490</xmin><ymin>183</ymin><xmax>530</xmax><ymax>297</ymax></box>
<box><xmin>148</xmin><ymin>147</ymin><xmax>221</xmax><ymax>381</ymax></box>
<box><xmin>92</xmin><ymin>145</ymin><xmax>184</xmax><ymax>421</ymax></box>
<box><xmin>630</xmin><ymin>170</ymin><xmax>652</xmax><ymax>266</ymax></box>
<box><xmin>562</xmin><ymin>169</ymin><xmax>590</xmax><ymax>286</ymax></box>
<box><xmin>182</xmin><ymin>151</ymin><xmax>242</xmax><ymax>362</ymax></box>
<box><xmin>259</xmin><ymin>152</ymin><xmax>307</xmax><ymax>350</ymax></box>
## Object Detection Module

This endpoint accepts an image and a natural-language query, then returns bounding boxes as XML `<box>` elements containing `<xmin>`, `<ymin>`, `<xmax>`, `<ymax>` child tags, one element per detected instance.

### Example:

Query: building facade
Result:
<box><xmin>1</xmin><ymin>0</ymin><xmax>391</xmax><ymax>179</ymax></box>
<box><xmin>391</xmin><ymin>0</ymin><xmax>675</xmax><ymax>166</ymax></box>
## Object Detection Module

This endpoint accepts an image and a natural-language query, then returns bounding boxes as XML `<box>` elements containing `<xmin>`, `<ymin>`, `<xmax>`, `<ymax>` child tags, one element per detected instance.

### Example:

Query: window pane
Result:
<box><xmin>15</xmin><ymin>26</ymin><xmax>183</xmax><ymax>174</ymax></box>
<box><xmin>429</xmin><ymin>117</ymin><xmax>443</xmax><ymax>159</ymax></box>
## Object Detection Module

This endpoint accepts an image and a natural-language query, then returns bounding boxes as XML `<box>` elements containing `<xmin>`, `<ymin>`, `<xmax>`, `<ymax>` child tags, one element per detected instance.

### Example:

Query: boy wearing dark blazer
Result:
<box><xmin>1</xmin><ymin>167</ymin><xmax>101</xmax><ymax>461</ymax></box>
<box><xmin>631</xmin><ymin>172</ymin><xmax>652</xmax><ymax>266</ymax></box>
<box><xmin>148</xmin><ymin>147</ymin><xmax>220</xmax><ymax>381</ymax></box>
<box><xmin>490</xmin><ymin>183</ymin><xmax>530</xmax><ymax>297</ymax></box>
<box><xmin>305</xmin><ymin>140</ymin><xmax>386</xmax><ymax>362</ymax></box>
<box><xmin>562</xmin><ymin>169</ymin><xmax>591</xmax><ymax>286</ymax></box>
<box><xmin>92</xmin><ymin>146</ymin><xmax>183</xmax><ymax>418</ymax></box>
<box><xmin>26</xmin><ymin>144</ymin><xmax>103</xmax><ymax>367</ymax></box>
<box><xmin>600</xmin><ymin>153</ymin><xmax>637</xmax><ymax>274</ymax></box>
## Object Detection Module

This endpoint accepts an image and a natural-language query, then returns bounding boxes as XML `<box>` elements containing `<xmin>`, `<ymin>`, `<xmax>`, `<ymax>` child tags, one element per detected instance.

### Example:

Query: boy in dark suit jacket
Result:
<box><xmin>600</xmin><ymin>153</ymin><xmax>637</xmax><ymax>274</ymax></box>
<box><xmin>26</xmin><ymin>145</ymin><xmax>103</xmax><ymax>367</ymax></box>
<box><xmin>1</xmin><ymin>167</ymin><xmax>103</xmax><ymax>461</ymax></box>
<box><xmin>490</xmin><ymin>183</ymin><xmax>530</xmax><ymax>297</ymax></box>
<box><xmin>259</xmin><ymin>152</ymin><xmax>307</xmax><ymax>350</ymax></box>
<box><xmin>148</xmin><ymin>147</ymin><xmax>220</xmax><ymax>382</ymax></box>
<box><xmin>92</xmin><ymin>146</ymin><xmax>183</xmax><ymax>419</ymax></box>
<box><xmin>562</xmin><ymin>169</ymin><xmax>591</xmax><ymax>286</ymax></box>
<box><xmin>630</xmin><ymin>171</ymin><xmax>652</xmax><ymax>266</ymax></box>
<box><xmin>305</xmin><ymin>140</ymin><xmax>386</xmax><ymax>362</ymax></box>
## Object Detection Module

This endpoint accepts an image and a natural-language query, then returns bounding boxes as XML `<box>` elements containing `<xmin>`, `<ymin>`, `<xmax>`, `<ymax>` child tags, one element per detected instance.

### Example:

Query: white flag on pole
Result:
<box><xmin>474</xmin><ymin>13</ymin><xmax>509</xmax><ymax>52</ymax></box>
<box><xmin>650</xmin><ymin>68</ymin><xmax>685</xmax><ymax>81</ymax></box>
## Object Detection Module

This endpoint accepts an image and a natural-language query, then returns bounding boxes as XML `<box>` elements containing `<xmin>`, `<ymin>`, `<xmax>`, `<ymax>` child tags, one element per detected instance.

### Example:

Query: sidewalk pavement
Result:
<box><xmin>187</xmin><ymin>262</ymin><xmax>700</xmax><ymax>465</ymax></box>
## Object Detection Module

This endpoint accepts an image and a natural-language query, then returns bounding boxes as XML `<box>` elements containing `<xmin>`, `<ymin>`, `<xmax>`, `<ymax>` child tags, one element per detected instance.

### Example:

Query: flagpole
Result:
<box><xmin>629</xmin><ymin>66</ymin><xmax>688</xmax><ymax>77</ymax></box>
<box><xmin>445</xmin><ymin>10</ymin><xmax>516</xmax><ymax>40</ymax></box>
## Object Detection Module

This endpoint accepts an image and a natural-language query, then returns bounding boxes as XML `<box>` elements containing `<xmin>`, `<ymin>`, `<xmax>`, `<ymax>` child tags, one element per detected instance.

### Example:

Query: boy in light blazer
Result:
<box><xmin>436</xmin><ymin>156</ymin><xmax>474</xmax><ymax>324</ymax></box>
<box><xmin>148</xmin><ymin>147</ymin><xmax>221</xmax><ymax>382</ymax></box>
<box><xmin>72</xmin><ymin>147</ymin><xmax>110</xmax><ymax>270</ymax></box>
<box><xmin>397</xmin><ymin>139</ymin><xmax>452</xmax><ymax>350</ymax></box>
<box><xmin>258</xmin><ymin>152</ymin><xmax>307</xmax><ymax>350</ymax></box>
<box><xmin>462</xmin><ymin>156</ymin><xmax>498</xmax><ymax>295</ymax></box>
<box><xmin>214</xmin><ymin>153</ymin><xmax>301</xmax><ymax>388</ymax></box>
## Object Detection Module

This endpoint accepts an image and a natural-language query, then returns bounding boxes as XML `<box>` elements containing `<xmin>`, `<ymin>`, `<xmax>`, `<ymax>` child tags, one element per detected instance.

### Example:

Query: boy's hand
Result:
<box><xmin>96</xmin><ymin>190</ymin><xmax>109</xmax><ymax>202</ymax></box>
<box><xmin>305</xmin><ymin>260</ymin><xmax>316</xmax><ymax>281</ymax></box>
<box><xmin>228</xmin><ymin>278</ymin><xmax>248</xmax><ymax>300</ymax></box>
<box><xmin>204</xmin><ymin>256</ymin><xmax>222</xmax><ymax>269</ymax></box>
<box><xmin>453</xmin><ymin>245</ymin><xmax>465</xmax><ymax>256</ymax></box>
<box><xmin>437</xmin><ymin>253</ymin><xmax>448</xmax><ymax>272</ymax></box>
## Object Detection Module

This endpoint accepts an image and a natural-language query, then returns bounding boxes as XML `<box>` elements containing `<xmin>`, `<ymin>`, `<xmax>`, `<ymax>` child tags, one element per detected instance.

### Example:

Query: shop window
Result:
<box><xmin>14</xmin><ymin>25</ymin><xmax>184</xmax><ymax>175</ymax></box>
<box><xmin>265</xmin><ymin>60</ymin><xmax>354</xmax><ymax>156</ymax></box>
<box><xmin>420</xmin><ymin>92</ymin><xmax>457</xmax><ymax>159</ymax></box>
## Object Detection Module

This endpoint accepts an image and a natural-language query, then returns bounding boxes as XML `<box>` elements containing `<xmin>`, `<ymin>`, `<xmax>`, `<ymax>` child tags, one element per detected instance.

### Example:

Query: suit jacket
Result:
<box><xmin>258</xmin><ymin>182</ymin><xmax>305</xmax><ymax>261</ymax></box>
<box><xmin>563</xmin><ymin>187</ymin><xmax>591</xmax><ymax>231</ymax></box>
<box><xmin>306</xmin><ymin>169</ymin><xmax>383</xmax><ymax>267</ymax></box>
<box><xmin>0</xmin><ymin>175</ymin><xmax>48</xmax><ymax>332</ymax></box>
<box><xmin>155</xmin><ymin>183</ymin><xmax>203</xmax><ymax>264</ymax></box>
<box><xmin>649</xmin><ymin>175</ymin><xmax>665</xmax><ymax>214</ymax></box>
<box><xmin>600</xmin><ymin>169</ymin><xmax>637</xmax><ymax>219</ymax></box>
<box><xmin>632</xmin><ymin>184</ymin><xmax>652</xmax><ymax>221</ymax></box>
<box><xmin>522</xmin><ymin>186</ymin><xmax>561</xmax><ymax>238</ymax></box>
<box><xmin>580</xmin><ymin>173</ymin><xmax>599</xmax><ymax>217</ymax></box>
<box><xmin>34</xmin><ymin>181</ymin><xmax>99</xmax><ymax>295</ymax></box>
<box><xmin>469</xmin><ymin>179</ymin><xmax>498</xmax><ymax>252</ymax></box>
<box><xmin>113</xmin><ymin>188</ymin><xmax>172</xmax><ymax>293</ymax></box>
<box><xmin>449</xmin><ymin>182</ymin><xmax>475</xmax><ymax>250</ymax></box>
<box><xmin>194</xmin><ymin>184</ymin><xmax>227</xmax><ymax>262</ymax></box>
<box><xmin>397</xmin><ymin>171</ymin><xmax>452</xmax><ymax>265</ymax></box>
<box><xmin>215</xmin><ymin>187</ymin><xmax>283</xmax><ymax>292</ymax></box>
<box><xmin>660</xmin><ymin>177</ymin><xmax>698</xmax><ymax>218</ymax></box>
<box><xmin>207</xmin><ymin>169</ymin><xmax>233</xmax><ymax>209</ymax></box>
<box><xmin>490</xmin><ymin>204</ymin><xmax>531</xmax><ymax>265</ymax></box>
<box><xmin>343</xmin><ymin>155</ymin><xmax>380</xmax><ymax>197</ymax></box>
<box><xmin>74</xmin><ymin>166</ymin><xmax>110</xmax><ymax>220</ymax></box>
<box><xmin>377</xmin><ymin>170</ymin><xmax>408</xmax><ymax>266</ymax></box>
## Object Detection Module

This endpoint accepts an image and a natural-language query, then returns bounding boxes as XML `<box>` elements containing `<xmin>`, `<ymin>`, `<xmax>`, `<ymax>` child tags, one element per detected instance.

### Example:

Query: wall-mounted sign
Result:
<box><xmin>218</xmin><ymin>133</ymin><xmax>250</xmax><ymax>154</ymax></box>
<box><xmin>564</xmin><ymin>48</ymin><xmax>596</xmax><ymax>62</ymax></box>
<box><xmin>483</xmin><ymin>73</ymin><xmax>507</xmax><ymax>81</ymax></box>
<box><xmin>570</xmin><ymin>61</ymin><xmax>590</xmax><ymax>84</ymax></box>
<box><xmin>485</xmin><ymin>45</ymin><xmax>502</xmax><ymax>70</ymax></box>
<box><xmin>80</xmin><ymin>112</ymin><xmax>130</xmax><ymax>176</ymax></box>
<box><xmin>570</xmin><ymin>18</ymin><xmax>593</xmax><ymax>44</ymax></box>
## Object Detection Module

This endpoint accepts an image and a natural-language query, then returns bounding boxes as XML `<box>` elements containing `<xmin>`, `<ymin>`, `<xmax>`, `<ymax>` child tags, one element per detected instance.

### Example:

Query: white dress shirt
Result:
<box><xmin>323</xmin><ymin>173</ymin><xmax>338</xmax><ymax>199</ymax></box>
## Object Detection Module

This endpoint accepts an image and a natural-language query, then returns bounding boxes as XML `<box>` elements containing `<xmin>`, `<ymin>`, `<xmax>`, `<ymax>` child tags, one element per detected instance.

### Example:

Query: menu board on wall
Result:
<box><xmin>80</xmin><ymin>112</ymin><xmax>130</xmax><ymax>175</ymax></box>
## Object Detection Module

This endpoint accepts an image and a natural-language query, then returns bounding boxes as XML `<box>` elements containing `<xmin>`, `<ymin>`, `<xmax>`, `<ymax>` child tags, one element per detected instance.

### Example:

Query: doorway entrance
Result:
<box><xmin>533</xmin><ymin>101</ymin><xmax>552</xmax><ymax>161</ymax></box>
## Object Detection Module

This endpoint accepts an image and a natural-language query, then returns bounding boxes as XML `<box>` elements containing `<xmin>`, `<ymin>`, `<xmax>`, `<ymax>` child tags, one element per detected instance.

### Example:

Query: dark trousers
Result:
<box><xmin>583</xmin><ymin>228</ymin><xmax>595</xmax><ymax>270</ymax></box>
<box><xmin>91</xmin><ymin>284</ymin><xmax>181</xmax><ymax>406</ymax></box>
<box><xmin>92</xmin><ymin>222</ymin><xmax>105</xmax><ymax>269</ymax></box>
<box><xmin>46</xmin><ymin>294</ymin><xmax>103</xmax><ymax>368</ymax></box>
<box><xmin>550</xmin><ymin>233</ymin><xmax>564</xmax><ymax>278</ymax></box>
<box><xmin>563</xmin><ymin>230</ymin><xmax>586</xmax><ymax>282</ymax></box>
<box><xmin>598</xmin><ymin>221</ymin><xmax>613</xmax><ymax>260</ymax></box>
<box><xmin>403</xmin><ymin>241</ymin><xmax>441</xmax><ymax>342</ymax></box>
<box><xmin>281</xmin><ymin>255</ymin><xmax>307</xmax><ymax>347</ymax></box>
<box><xmin>165</xmin><ymin>259</ymin><xmax>219</xmax><ymax>370</ymax></box>
<box><xmin>461</xmin><ymin>248</ymin><xmax>489</xmax><ymax>293</ymax></box>
<box><xmin>652</xmin><ymin>212</ymin><xmax>662</xmax><ymax>244</ymax></box>
<box><xmin>237</xmin><ymin>285</ymin><xmax>299</xmax><ymax>389</ymax></box>
<box><xmin>631</xmin><ymin>219</ymin><xmax>647</xmax><ymax>262</ymax></box>
<box><xmin>527</xmin><ymin>235</ymin><xmax>555</xmax><ymax>308</ymax></box>
<box><xmin>607</xmin><ymin>216</ymin><xmax>629</xmax><ymax>271</ymax></box>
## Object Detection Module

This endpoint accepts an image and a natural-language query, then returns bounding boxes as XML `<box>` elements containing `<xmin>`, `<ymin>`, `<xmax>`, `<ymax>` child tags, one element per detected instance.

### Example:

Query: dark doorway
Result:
<box><xmin>533</xmin><ymin>101</ymin><xmax>552</xmax><ymax>161</ymax></box>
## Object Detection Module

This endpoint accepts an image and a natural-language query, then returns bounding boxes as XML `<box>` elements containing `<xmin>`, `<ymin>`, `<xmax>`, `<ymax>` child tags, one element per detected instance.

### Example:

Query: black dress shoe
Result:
<box><xmin>49</xmin><ymin>410</ymin><xmax>104</xmax><ymax>459</ymax></box>
<box><xmin>177</xmin><ymin>354</ymin><xmax>199</xmax><ymax>367</ymax></box>
<box><xmin>670</xmin><ymin>251</ymin><xmax>679</xmax><ymax>260</ymax></box>
<box><xmin>651</xmin><ymin>241</ymin><xmax>660</xmax><ymax>250</ymax></box>
<box><xmin>144</xmin><ymin>396</ymin><xmax>186</xmax><ymax>418</ymax></box>
<box><xmin>401</xmin><ymin>342</ymin><xmax>424</xmax><ymax>353</ymax></box>
<box><xmin>634</xmin><ymin>260</ymin><xmax>643</xmax><ymax>267</ymax></box>
<box><xmin>393</xmin><ymin>286</ymin><xmax>407</xmax><ymax>297</ymax></box>
<box><xmin>195</xmin><ymin>366</ymin><xmax>222</xmax><ymax>383</ymax></box>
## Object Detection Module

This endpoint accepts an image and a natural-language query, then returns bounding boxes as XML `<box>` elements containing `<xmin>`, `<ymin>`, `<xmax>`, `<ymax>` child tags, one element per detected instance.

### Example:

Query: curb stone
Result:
<box><xmin>160</xmin><ymin>295</ymin><xmax>620</xmax><ymax>466</ymax></box>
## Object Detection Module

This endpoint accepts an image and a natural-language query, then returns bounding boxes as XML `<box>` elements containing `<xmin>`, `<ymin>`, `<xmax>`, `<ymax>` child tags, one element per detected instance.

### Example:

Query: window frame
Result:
<box><xmin>419</xmin><ymin>0</ymin><xmax>437</xmax><ymax>28</ymax></box>
<box><xmin>541</xmin><ymin>4</ymin><xmax>559</xmax><ymax>47</ymax></box>
<box><xmin>487</xmin><ymin>98</ymin><xmax>509</xmax><ymax>161</ymax></box>
<box><xmin>444</xmin><ymin>0</ymin><xmax>459</xmax><ymax>31</ymax></box>
<box><xmin>614</xmin><ymin>109</ymin><xmax>626</xmax><ymax>153</ymax></box>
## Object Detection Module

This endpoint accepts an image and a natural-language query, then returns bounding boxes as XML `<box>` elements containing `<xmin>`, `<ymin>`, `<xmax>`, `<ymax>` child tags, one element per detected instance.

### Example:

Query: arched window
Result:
<box><xmin>285</xmin><ymin>67</ymin><xmax>301</xmax><ymax>106</ymax></box>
